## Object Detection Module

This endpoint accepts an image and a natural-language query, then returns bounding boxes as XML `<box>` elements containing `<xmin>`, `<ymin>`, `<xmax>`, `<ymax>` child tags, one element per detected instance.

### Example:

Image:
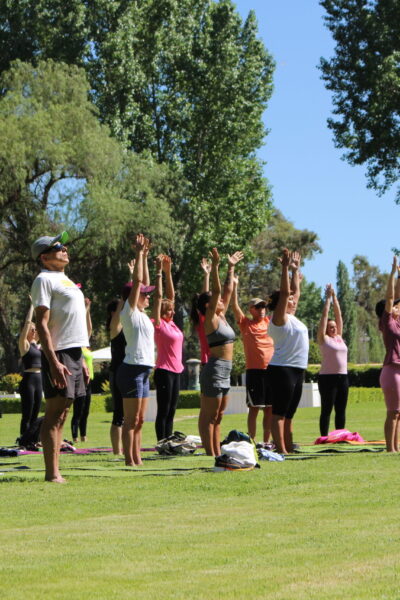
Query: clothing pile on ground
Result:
<box><xmin>214</xmin><ymin>430</ymin><xmax>259</xmax><ymax>471</ymax></box>
<box><xmin>155</xmin><ymin>431</ymin><xmax>199</xmax><ymax>455</ymax></box>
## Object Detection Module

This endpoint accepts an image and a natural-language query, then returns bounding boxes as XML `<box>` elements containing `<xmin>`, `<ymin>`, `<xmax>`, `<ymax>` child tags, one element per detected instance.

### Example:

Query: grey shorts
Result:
<box><xmin>200</xmin><ymin>357</ymin><xmax>232</xmax><ymax>399</ymax></box>
<box><xmin>42</xmin><ymin>347</ymin><xmax>86</xmax><ymax>400</ymax></box>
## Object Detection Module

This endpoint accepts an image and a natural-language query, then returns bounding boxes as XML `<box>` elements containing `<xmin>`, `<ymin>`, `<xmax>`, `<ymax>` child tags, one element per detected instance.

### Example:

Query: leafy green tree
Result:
<box><xmin>0</xmin><ymin>59</ymin><xmax>174</xmax><ymax>372</ymax></box>
<box><xmin>320</xmin><ymin>0</ymin><xmax>400</xmax><ymax>199</ymax></box>
<box><xmin>336</xmin><ymin>260</ymin><xmax>358</xmax><ymax>361</ymax></box>
<box><xmin>0</xmin><ymin>1</ymin><xmax>275</xmax><ymax>305</ymax></box>
<box><xmin>295</xmin><ymin>279</ymin><xmax>324</xmax><ymax>341</ymax></box>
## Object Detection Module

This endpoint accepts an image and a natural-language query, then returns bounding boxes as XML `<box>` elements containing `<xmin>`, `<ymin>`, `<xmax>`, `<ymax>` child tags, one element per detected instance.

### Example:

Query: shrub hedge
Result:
<box><xmin>306</xmin><ymin>364</ymin><xmax>381</xmax><ymax>387</ymax></box>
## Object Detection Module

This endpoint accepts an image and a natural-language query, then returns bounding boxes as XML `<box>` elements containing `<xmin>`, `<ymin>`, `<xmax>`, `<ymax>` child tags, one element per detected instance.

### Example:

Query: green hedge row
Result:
<box><xmin>306</xmin><ymin>364</ymin><xmax>381</xmax><ymax>387</ymax></box>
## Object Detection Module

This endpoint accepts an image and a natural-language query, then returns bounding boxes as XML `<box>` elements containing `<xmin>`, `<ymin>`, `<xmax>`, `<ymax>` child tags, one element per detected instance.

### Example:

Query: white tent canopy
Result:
<box><xmin>91</xmin><ymin>347</ymin><xmax>111</xmax><ymax>362</ymax></box>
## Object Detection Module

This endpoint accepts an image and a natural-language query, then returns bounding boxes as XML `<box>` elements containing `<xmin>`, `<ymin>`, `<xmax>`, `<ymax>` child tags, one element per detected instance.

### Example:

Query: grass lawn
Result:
<box><xmin>1</xmin><ymin>397</ymin><xmax>399</xmax><ymax>600</ymax></box>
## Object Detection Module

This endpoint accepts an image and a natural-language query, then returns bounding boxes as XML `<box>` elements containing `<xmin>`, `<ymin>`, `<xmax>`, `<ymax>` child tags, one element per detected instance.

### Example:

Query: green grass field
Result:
<box><xmin>1</xmin><ymin>399</ymin><xmax>399</xmax><ymax>600</ymax></box>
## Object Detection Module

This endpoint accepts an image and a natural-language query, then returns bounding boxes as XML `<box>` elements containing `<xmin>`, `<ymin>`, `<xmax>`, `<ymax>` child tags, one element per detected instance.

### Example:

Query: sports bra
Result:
<box><xmin>207</xmin><ymin>317</ymin><xmax>236</xmax><ymax>348</ymax></box>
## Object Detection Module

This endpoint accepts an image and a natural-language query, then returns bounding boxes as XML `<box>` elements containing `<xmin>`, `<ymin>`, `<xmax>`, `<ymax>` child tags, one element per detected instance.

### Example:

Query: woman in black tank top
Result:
<box><xmin>18</xmin><ymin>303</ymin><xmax>42</xmax><ymax>436</ymax></box>
<box><xmin>197</xmin><ymin>247</ymin><xmax>243</xmax><ymax>456</ymax></box>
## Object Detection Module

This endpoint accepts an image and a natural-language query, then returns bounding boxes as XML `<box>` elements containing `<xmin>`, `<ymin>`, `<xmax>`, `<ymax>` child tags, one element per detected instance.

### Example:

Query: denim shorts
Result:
<box><xmin>116</xmin><ymin>362</ymin><xmax>152</xmax><ymax>399</ymax></box>
<box><xmin>200</xmin><ymin>357</ymin><xmax>232</xmax><ymax>399</ymax></box>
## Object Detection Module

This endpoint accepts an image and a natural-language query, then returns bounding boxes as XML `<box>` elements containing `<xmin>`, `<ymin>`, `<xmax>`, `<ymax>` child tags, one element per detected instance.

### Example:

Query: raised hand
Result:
<box><xmin>127</xmin><ymin>259</ymin><xmax>136</xmax><ymax>277</ymax></box>
<box><xmin>200</xmin><ymin>257</ymin><xmax>211</xmax><ymax>274</ymax></box>
<box><xmin>279</xmin><ymin>248</ymin><xmax>290</xmax><ymax>267</ymax></box>
<box><xmin>155</xmin><ymin>254</ymin><xmax>163</xmax><ymax>271</ymax></box>
<box><xmin>135</xmin><ymin>233</ymin><xmax>145</xmax><ymax>253</ymax></box>
<box><xmin>325</xmin><ymin>283</ymin><xmax>334</xmax><ymax>298</ymax></box>
<box><xmin>209</xmin><ymin>247</ymin><xmax>220</xmax><ymax>266</ymax></box>
<box><xmin>290</xmin><ymin>251</ymin><xmax>301</xmax><ymax>271</ymax></box>
<box><xmin>143</xmin><ymin>237</ymin><xmax>152</xmax><ymax>256</ymax></box>
<box><xmin>227</xmin><ymin>251</ymin><xmax>244</xmax><ymax>267</ymax></box>
<box><xmin>233</xmin><ymin>274</ymin><xmax>239</xmax><ymax>286</ymax></box>
<box><xmin>391</xmin><ymin>255</ymin><xmax>398</xmax><ymax>274</ymax></box>
<box><xmin>162</xmin><ymin>254</ymin><xmax>172</xmax><ymax>273</ymax></box>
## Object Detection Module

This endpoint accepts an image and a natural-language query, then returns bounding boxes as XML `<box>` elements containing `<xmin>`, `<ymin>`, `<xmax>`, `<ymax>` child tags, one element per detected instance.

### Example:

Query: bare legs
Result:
<box><xmin>247</xmin><ymin>405</ymin><xmax>272</xmax><ymax>442</ymax></box>
<box><xmin>271</xmin><ymin>414</ymin><xmax>294</xmax><ymax>454</ymax></box>
<box><xmin>198</xmin><ymin>394</ymin><xmax>228</xmax><ymax>456</ymax></box>
<box><xmin>40</xmin><ymin>395</ymin><xmax>72</xmax><ymax>482</ymax></box>
<box><xmin>384</xmin><ymin>409</ymin><xmax>400</xmax><ymax>452</ymax></box>
<box><xmin>122</xmin><ymin>397</ymin><xmax>148</xmax><ymax>465</ymax></box>
<box><xmin>110</xmin><ymin>424</ymin><xmax>123</xmax><ymax>455</ymax></box>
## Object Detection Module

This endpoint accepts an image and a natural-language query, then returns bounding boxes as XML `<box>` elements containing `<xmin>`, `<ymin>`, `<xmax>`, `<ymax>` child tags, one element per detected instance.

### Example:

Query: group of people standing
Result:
<box><xmin>22</xmin><ymin>229</ymin><xmax>400</xmax><ymax>481</ymax></box>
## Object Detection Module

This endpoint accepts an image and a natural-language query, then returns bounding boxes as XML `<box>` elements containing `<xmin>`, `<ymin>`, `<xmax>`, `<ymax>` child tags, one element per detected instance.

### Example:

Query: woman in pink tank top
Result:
<box><xmin>375</xmin><ymin>256</ymin><xmax>400</xmax><ymax>452</ymax></box>
<box><xmin>317</xmin><ymin>284</ymin><xmax>349</xmax><ymax>436</ymax></box>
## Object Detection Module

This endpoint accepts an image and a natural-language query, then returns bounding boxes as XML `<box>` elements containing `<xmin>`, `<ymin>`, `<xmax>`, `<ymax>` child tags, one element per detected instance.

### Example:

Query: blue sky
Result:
<box><xmin>234</xmin><ymin>0</ymin><xmax>398</xmax><ymax>290</ymax></box>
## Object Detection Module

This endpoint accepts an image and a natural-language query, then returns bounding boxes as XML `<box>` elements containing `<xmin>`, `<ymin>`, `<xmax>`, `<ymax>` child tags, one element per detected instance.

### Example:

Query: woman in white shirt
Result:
<box><xmin>267</xmin><ymin>249</ymin><xmax>309</xmax><ymax>454</ymax></box>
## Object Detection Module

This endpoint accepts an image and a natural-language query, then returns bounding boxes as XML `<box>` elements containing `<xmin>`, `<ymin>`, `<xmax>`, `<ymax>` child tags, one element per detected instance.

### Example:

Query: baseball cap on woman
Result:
<box><xmin>31</xmin><ymin>231</ymin><xmax>69</xmax><ymax>260</ymax></box>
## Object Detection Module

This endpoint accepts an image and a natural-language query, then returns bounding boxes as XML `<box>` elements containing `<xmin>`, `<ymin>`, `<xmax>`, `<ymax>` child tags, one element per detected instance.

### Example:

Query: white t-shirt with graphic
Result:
<box><xmin>120</xmin><ymin>302</ymin><xmax>155</xmax><ymax>367</ymax></box>
<box><xmin>31</xmin><ymin>270</ymin><xmax>89</xmax><ymax>351</ymax></box>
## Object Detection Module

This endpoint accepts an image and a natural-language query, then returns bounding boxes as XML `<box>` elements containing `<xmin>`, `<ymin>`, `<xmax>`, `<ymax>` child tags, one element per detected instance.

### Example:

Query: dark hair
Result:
<box><xmin>190</xmin><ymin>292</ymin><xmax>211</xmax><ymax>325</ymax></box>
<box><xmin>121</xmin><ymin>282</ymin><xmax>133</xmax><ymax>301</ymax></box>
<box><xmin>106</xmin><ymin>299</ymin><xmax>120</xmax><ymax>329</ymax></box>
<box><xmin>375</xmin><ymin>298</ymin><xmax>400</xmax><ymax>318</ymax></box>
<box><xmin>267</xmin><ymin>290</ymin><xmax>280</xmax><ymax>311</ymax></box>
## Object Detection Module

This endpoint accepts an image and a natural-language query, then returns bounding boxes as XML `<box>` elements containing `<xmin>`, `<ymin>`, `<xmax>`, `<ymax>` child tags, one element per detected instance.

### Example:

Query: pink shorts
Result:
<box><xmin>380</xmin><ymin>363</ymin><xmax>400</xmax><ymax>412</ymax></box>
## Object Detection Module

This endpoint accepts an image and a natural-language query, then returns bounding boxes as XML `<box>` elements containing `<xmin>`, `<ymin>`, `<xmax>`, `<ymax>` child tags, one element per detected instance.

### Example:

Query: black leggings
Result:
<box><xmin>19</xmin><ymin>372</ymin><xmax>42</xmax><ymax>435</ymax></box>
<box><xmin>267</xmin><ymin>365</ymin><xmax>304</xmax><ymax>420</ymax></box>
<box><xmin>154</xmin><ymin>368</ymin><xmax>180</xmax><ymax>441</ymax></box>
<box><xmin>318</xmin><ymin>374</ymin><xmax>349</xmax><ymax>436</ymax></box>
<box><xmin>110</xmin><ymin>370</ymin><xmax>124</xmax><ymax>427</ymax></box>
<box><xmin>71</xmin><ymin>382</ymin><xmax>92</xmax><ymax>439</ymax></box>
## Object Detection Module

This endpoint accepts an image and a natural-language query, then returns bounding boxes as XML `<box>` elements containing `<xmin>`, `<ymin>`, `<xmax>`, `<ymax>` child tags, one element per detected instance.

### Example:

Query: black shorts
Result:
<box><xmin>245</xmin><ymin>369</ymin><xmax>272</xmax><ymax>408</ymax></box>
<box><xmin>268</xmin><ymin>365</ymin><xmax>304</xmax><ymax>420</ymax></box>
<box><xmin>42</xmin><ymin>347</ymin><xmax>86</xmax><ymax>400</ymax></box>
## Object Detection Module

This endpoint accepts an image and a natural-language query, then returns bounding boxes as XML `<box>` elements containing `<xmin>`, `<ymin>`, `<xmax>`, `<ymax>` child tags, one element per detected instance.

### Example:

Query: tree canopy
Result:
<box><xmin>320</xmin><ymin>0</ymin><xmax>400</xmax><ymax>199</ymax></box>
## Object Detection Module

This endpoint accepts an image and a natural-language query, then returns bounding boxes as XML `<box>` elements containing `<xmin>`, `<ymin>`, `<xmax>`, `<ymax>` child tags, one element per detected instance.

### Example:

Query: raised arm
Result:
<box><xmin>142</xmin><ymin>238</ymin><xmax>151</xmax><ymax>286</ymax></box>
<box><xmin>289</xmin><ymin>251</ymin><xmax>302</xmax><ymax>310</ymax></box>
<box><xmin>127</xmin><ymin>234</ymin><xmax>145</xmax><ymax>310</ymax></box>
<box><xmin>19</xmin><ymin>302</ymin><xmax>34</xmax><ymax>356</ymax></box>
<box><xmin>272</xmin><ymin>248</ymin><xmax>291</xmax><ymax>326</ymax></box>
<box><xmin>231</xmin><ymin>275</ymin><xmax>244</xmax><ymax>323</ymax></box>
<box><xmin>385</xmin><ymin>256</ymin><xmax>397</xmax><ymax>315</ymax></box>
<box><xmin>222</xmin><ymin>251</ymin><xmax>244</xmax><ymax>311</ymax></box>
<box><xmin>395</xmin><ymin>263</ymin><xmax>400</xmax><ymax>299</ymax></box>
<box><xmin>317</xmin><ymin>284</ymin><xmax>333</xmax><ymax>345</ymax></box>
<box><xmin>162</xmin><ymin>255</ymin><xmax>174</xmax><ymax>302</ymax></box>
<box><xmin>152</xmin><ymin>255</ymin><xmax>163</xmax><ymax>326</ymax></box>
<box><xmin>205</xmin><ymin>248</ymin><xmax>222</xmax><ymax>329</ymax></box>
<box><xmin>331</xmin><ymin>287</ymin><xmax>343</xmax><ymax>336</ymax></box>
<box><xmin>200</xmin><ymin>258</ymin><xmax>211</xmax><ymax>293</ymax></box>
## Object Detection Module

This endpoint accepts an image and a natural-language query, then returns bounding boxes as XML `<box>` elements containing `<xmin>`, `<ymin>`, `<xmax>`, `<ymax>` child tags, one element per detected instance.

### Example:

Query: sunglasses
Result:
<box><xmin>42</xmin><ymin>243</ymin><xmax>68</xmax><ymax>254</ymax></box>
<box><xmin>253</xmin><ymin>304</ymin><xmax>266</xmax><ymax>309</ymax></box>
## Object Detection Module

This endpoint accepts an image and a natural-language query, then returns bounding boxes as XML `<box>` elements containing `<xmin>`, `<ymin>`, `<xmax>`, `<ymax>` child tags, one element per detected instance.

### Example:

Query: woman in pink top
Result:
<box><xmin>153</xmin><ymin>255</ymin><xmax>184</xmax><ymax>440</ymax></box>
<box><xmin>375</xmin><ymin>256</ymin><xmax>400</xmax><ymax>452</ymax></box>
<box><xmin>317</xmin><ymin>284</ymin><xmax>348</xmax><ymax>436</ymax></box>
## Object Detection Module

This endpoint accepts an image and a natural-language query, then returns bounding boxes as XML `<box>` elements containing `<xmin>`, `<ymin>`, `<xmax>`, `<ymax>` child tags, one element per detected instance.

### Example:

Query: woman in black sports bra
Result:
<box><xmin>18</xmin><ymin>302</ymin><xmax>42</xmax><ymax>435</ymax></box>
<box><xmin>197</xmin><ymin>247</ymin><xmax>243</xmax><ymax>456</ymax></box>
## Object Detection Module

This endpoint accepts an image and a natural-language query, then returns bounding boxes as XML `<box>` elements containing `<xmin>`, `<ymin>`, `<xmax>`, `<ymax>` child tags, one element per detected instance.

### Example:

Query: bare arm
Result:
<box><xmin>205</xmin><ymin>248</ymin><xmax>222</xmax><ymax>331</ymax></box>
<box><xmin>35</xmin><ymin>306</ymin><xmax>71</xmax><ymax>388</ymax></box>
<box><xmin>85</xmin><ymin>298</ymin><xmax>92</xmax><ymax>339</ymax></box>
<box><xmin>332</xmin><ymin>288</ymin><xmax>343</xmax><ymax>336</ymax></box>
<box><xmin>142</xmin><ymin>238</ymin><xmax>151</xmax><ymax>286</ymax></box>
<box><xmin>289</xmin><ymin>251</ymin><xmax>302</xmax><ymax>310</ymax></box>
<box><xmin>109</xmin><ymin>299</ymin><xmax>124</xmax><ymax>339</ymax></box>
<box><xmin>231</xmin><ymin>275</ymin><xmax>244</xmax><ymax>323</ymax></box>
<box><xmin>162</xmin><ymin>255</ymin><xmax>174</xmax><ymax>302</ymax></box>
<box><xmin>152</xmin><ymin>255</ymin><xmax>163</xmax><ymax>326</ymax></box>
<box><xmin>395</xmin><ymin>264</ymin><xmax>400</xmax><ymax>299</ymax></box>
<box><xmin>127</xmin><ymin>259</ymin><xmax>135</xmax><ymax>282</ymax></box>
<box><xmin>317</xmin><ymin>285</ymin><xmax>332</xmax><ymax>345</ymax></box>
<box><xmin>18</xmin><ymin>303</ymin><xmax>34</xmax><ymax>356</ymax></box>
<box><xmin>222</xmin><ymin>251</ymin><xmax>244</xmax><ymax>311</ymax></box>
<box><xmin>200</xmin><ymin>258</ymin><xmax>211</xmax><ymax>293</ymax></box>
<box><xmin>272</xmin><ymin>249</ymin><xmax>290</xmax><ymax>326</ymax></box>
<box><xmin>127</xmin><ymin>234</ymin><xmax>145</xmax><ymax>310</ymax></box>
<box><xmin>385</xmin><ymin>256</ymin><xmax>397</xmax><ymax>314</ymax></box>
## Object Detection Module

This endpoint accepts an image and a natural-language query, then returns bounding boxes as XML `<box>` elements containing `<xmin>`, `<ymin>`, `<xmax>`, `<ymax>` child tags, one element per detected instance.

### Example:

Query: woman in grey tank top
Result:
<box><xmin>198</xmin><ymin>247</ymin><xmax>243</xmax><ymax>456</ymax></box>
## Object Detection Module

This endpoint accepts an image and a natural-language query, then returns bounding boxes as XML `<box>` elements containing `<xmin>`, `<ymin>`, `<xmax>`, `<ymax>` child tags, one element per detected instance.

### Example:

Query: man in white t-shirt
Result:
<box><xmin>30</xmin><ymin>232</ymin><xmax>89</xmax><ymax>483</ymax></box>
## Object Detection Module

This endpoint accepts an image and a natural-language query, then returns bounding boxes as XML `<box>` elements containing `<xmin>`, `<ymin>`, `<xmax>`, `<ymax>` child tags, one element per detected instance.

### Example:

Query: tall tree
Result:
<box><xmin>336</xmin><ymin>260</ymin><xmax>358</xmax><ymax>361</ymax></box>
<box><xmin>0</xmin><ymin>59</ymin><xmax>174</xmax><ymax>371</ymax></box>
<box><xmin>320</xmin><ymin>0</ymin><xmax>400</xmax><ymax>199</ymax></box>
<box><xmin>0</xmin><ymin>1</ymin><xmax>275</xmax><ymax>302</ymax></box>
